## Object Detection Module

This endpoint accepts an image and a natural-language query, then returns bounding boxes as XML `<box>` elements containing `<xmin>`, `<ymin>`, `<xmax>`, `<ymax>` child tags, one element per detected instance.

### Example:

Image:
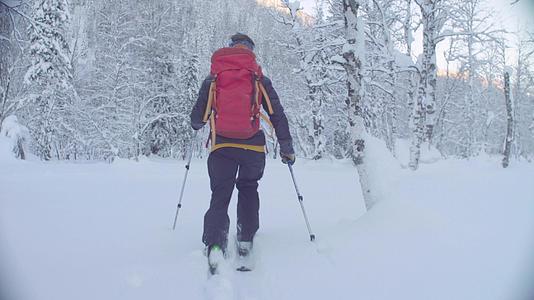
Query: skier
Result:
<box><xmin>190</xmin><ymin>33</ymin><xmax>295</xmax><ymax>274</ymax></box>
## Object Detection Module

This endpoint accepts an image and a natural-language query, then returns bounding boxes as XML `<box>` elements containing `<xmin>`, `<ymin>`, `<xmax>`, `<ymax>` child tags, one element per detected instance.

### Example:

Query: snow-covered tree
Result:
<box><xmin>444</xmin><ymin>0</ymin><xmax>502</xmax><ymax>157</ymax></box>
<box><xmin>341</xmin><ymin>0</ymin><xmax>374</xmax><ymax>210</ymax></box>
<box><xmin>134</xmin><ymin>1</ymin><xmax>181</xmax><ymax>158</ymax></box>
<box><xmin>176</xmin><ymin>39</ymin><xmax>200</xmax><ymax>159</ymax></box>
<box><xmin>24</xmin><ymin>0</ymin><xmax>75</xmax><ymax>160</ymax></box>
<box><xmin>511</xmin><ymin>33</ymin><xmax>534</xmax><ymax>159</ymax></box>
<box><xmin>502</xmin><ymin>70</ymin><xmax>513</xmax><ymax>168</ymax></box>
<box><xmin>272</xmin><ymin>0</ymin><xmax>333</xmax><ymax>159</ymax></box>
<box><xmin>363</xmin><ymin>0</ymin><xmax>410</xmax><ymax>153</ymax></box>
<box><xmin>0</xmin><ymin>3</ymin><xmax>14</xmax><ymax>131</ymax></box>
<box><xmin>409</xmin><ymin>0</ymin><xmax>447</xmax><ymax>170</ymax></box>
<box><xmin>1</xmin><ymin>1</ymin><xmax>30</xmax><ymax>134</ymax></box>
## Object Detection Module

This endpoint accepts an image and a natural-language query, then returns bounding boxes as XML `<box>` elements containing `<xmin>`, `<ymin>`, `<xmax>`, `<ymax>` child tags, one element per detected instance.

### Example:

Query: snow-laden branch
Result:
<box><xmin>1</xmin><ymin>2</ymin><xmax>39</xmax><ymax>26</ymax></box>
<box><xmin>118</xmin><ymin>36</ymin><xmax>157</xmax><ymax>53</ymax></box>
<box><xmin>0</xmin><ymin>30</ymin><xmax>10</xmax><ymax>40</ymax></box>
<box><xmin>367</xmin><ymin>81</ymin><xmax>394</xmax><ymax>97</ymax></box>
<box><xmin>268</xmin><ymin>5</ymin><xmax>294</xmax><ymax>26</ymax></box>
<box><xmin>139</xmin><ymin>113</ymin><xmax>181</xmax><ymax>136</ymax></box>
<box><xmin>437</xmin><ymin>28</ymin><xmax>506</xmax><ymax>43</ymax></box>
<box><xmin>0</xmin><ymin>0</ymin><xmax>22</xmax><ymax>8</ymax></box>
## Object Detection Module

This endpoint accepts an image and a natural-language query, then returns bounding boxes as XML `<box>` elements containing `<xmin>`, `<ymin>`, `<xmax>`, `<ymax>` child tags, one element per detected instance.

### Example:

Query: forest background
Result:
<box><xmin>1</xmin><ymin>0</ymin><xmax>533</xmax><ymax>169</ymax></box>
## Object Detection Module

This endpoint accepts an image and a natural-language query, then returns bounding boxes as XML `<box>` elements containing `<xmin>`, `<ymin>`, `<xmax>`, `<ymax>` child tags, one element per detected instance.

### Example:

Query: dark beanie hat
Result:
<box><xmin>229</xmin><ymin>33</ymin><xmax>255</xmax><ymax>50</ymax></box>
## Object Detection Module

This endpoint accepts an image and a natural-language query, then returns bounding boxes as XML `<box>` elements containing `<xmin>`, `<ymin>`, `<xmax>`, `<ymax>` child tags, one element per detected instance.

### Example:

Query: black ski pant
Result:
<box><xmin>202</xmin><ymin>147</ymin><xmax>265</xmax><ymax>250</ymax></box>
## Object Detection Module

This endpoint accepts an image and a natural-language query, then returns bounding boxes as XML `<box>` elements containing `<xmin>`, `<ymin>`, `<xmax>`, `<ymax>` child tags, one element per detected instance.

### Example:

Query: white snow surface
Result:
<box><xmin>0</xmin><ymin>136</ymin><xmax>16</xmax><ymax>163</ymax></box>
<box><xmin>1</xmin><ymin>155</ymin><xmax>534</xmax><ymax>300</ymax></box>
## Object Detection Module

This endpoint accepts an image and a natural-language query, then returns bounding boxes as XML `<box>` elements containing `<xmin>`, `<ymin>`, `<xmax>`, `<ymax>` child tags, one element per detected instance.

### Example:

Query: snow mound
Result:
<box><xmin>0</xmin><ymin>135</ymin><xmax>15</xmax><ymax>162</ymax></box>
<box><xmin>395</xmin><ymin>138</ymin><xmax>442</xmax><ymax>167</ymax></box>
<box><xmin>364</xmin><ymin>134</ymin><xmax>402</xmax><ymax>202</ymax></box>
<box><xmin>0</xmin><ymin>116</ymin><xmax>30</xmax><ymax>162</ymax></box>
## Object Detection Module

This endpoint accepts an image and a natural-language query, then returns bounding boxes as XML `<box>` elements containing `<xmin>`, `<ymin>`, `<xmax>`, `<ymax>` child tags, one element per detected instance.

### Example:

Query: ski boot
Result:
<box><xmin>207</xmin><ymin>244</ymin><xmax>225</xmax><ymax>275</ymax></box>
<box><xmin>235</xmin><ymin>241</ymin><xmax>253</xmax><ymax>272</ymax></box>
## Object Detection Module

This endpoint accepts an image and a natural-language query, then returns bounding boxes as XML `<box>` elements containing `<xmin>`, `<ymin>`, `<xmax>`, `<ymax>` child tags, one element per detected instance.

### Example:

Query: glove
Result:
<box><xmin>280</xmin><ymin>152</ymin><xmax>296</xmax><ymax>165</ymax></box>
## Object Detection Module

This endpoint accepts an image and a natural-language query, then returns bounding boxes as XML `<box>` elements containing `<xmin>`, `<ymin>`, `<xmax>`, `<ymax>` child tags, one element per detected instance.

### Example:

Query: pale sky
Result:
<box><xmin>300</xmin><ymin>0</ymin><xmax>317</xmax><ymax>13</ymax></box>
<box><xmin>491</xmin><ymin>0</ymin><xmax>534</xmax><ymax>32</ymax></box>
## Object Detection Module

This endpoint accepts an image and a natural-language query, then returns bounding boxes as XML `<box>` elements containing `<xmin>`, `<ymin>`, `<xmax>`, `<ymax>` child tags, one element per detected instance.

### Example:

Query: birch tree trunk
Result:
<box><xmin>502</xmin><ymin>71</ymin><xmax>513</xmax><ymax>168</ymax></box>
<box><xmin>514</xmin><ymin>44</ymin><xmax>524</xmax><ymax>159</ymax></box>
<box><xmin>410</xmin><ymin>0</ymin><xmax>440</xmax><ymax>170</ymax></box>
<box><xmin>342</xmin><ymin>0</ymin><xmax>374</xmax><ymax>210</ymax></box>
<box><xmin>463</xmin><ymin>18</ymin><xmax>475</xmax><ymax>157</ymax></box>
<box><xmin>387</xmin><ymin>59</ymin><xmax>398</xmax><ymax>154</ymax></box>
<box><xmin>421</xmin><ymin>2</ymin><xmax>438</xmax><ymax>144</ymax></box>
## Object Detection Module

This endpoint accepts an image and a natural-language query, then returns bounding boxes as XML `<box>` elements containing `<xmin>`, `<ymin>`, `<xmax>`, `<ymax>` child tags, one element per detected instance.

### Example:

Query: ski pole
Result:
<box><xmin>172</xmin><ymin>132</ymin><xmax>197</xmax><ymax>230</ymax></box>
<box><xmin>287</xmin><ymin>164</ymin><xmax>316</xmax><ymax>242</ymax></box>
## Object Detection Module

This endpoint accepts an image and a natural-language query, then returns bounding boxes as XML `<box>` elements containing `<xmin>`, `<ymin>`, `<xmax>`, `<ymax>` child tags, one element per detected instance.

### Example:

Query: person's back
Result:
<box><xmin>190</xmin><ymin>33</ymin><xmax>295</xmax><ymax>274</ymax></box>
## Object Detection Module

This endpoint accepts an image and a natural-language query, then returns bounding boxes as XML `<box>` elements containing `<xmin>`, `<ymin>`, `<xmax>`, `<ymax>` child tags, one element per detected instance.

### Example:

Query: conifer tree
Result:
<box><xmin>25</xmin><ymin>0</ymin><xmax>74</xmax><ymax>160</ymax></box>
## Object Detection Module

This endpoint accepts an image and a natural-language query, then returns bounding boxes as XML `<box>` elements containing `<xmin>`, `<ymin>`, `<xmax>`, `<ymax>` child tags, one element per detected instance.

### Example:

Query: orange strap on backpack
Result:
<box><xmin>259</xmin><ymin>82</ymin><xmax>274</xmax><ymax>115</ymax></box>
<box><xmin>203</xmin><ymin>80</ymin><xmax>216</xmax><ymax>123</ymax></box>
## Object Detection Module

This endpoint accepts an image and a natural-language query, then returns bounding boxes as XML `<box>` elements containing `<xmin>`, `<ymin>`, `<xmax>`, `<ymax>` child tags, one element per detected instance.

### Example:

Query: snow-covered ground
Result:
<box><xmin>1</xmin><ymin>152</ymin><xmax>533</xmax><ymax>300</ymax></box>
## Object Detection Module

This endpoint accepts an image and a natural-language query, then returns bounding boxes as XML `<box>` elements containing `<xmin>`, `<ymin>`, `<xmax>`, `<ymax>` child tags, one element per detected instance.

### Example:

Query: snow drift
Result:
<box><xmin>0</xmin><ymin>153</ymin><xmax>533</xmax><ymax>300</ymax></box>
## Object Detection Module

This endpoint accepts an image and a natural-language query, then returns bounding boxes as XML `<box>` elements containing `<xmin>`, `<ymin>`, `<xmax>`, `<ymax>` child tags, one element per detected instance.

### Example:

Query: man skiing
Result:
<box><xmin>190</xmin><ymin>33</ymin><xmax>295</xmax><ymax>274</ymax></box>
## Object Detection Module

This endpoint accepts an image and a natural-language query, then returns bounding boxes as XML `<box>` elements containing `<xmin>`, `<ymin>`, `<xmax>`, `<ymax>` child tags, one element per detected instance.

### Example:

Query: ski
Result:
<box><xmin>236</xmin><ymin>265</ymin><xmax>252</xmax><ymax>272</ymax></box>
<box><xmin>235</xmin><ymin>252</ymin><xmax>254</xmax><ymax>272</ymax></box>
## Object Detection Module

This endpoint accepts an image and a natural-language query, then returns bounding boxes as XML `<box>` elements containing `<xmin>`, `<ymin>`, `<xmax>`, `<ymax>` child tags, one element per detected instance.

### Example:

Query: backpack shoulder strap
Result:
<box><xmin>258</xmin><ymin>79</ymin><xmax>274</xmax><ymax>115</ymax></box>
<box><xmin>202</xmin><ymin>77</ymin><xmax>217</xmax><ymax>123</ymax></box>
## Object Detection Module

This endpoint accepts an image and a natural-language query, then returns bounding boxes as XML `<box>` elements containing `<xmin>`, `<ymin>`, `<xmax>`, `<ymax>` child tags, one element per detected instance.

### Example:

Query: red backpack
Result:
<box><xmin>202</xmin><ymin>47</ymin><xmax>273</xmax><ymax>142</ymax></box>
